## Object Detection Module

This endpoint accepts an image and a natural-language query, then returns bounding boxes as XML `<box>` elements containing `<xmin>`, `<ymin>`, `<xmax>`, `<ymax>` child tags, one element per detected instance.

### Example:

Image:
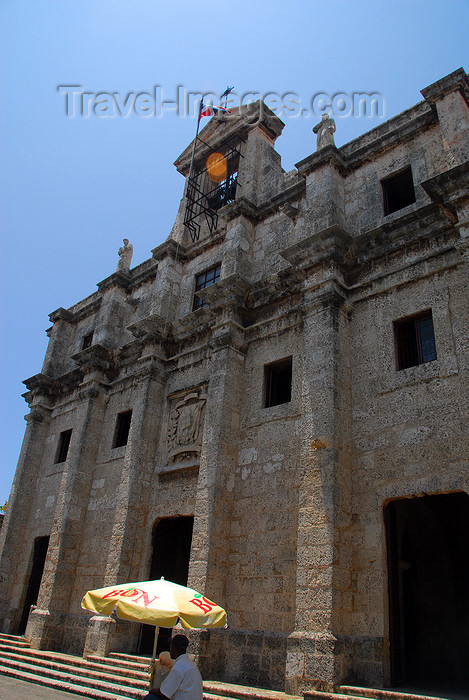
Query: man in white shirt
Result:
<box><xmin>142</xmin><ymin>634</ymin><xmax>203</xmax><ymax>700</ymax></box>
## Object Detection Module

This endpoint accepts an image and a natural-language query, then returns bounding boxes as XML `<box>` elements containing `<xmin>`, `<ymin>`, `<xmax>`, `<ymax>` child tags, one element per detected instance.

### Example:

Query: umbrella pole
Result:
<box><xmin>151</xmin><ymin>625</ymin><xmax>159</xmax><ymax>666</ymax></box>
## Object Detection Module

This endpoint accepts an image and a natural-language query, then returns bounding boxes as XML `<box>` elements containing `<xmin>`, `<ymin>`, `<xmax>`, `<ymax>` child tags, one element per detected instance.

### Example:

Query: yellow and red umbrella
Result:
<box><xmin>82</xmin><ymin>577</ymin><xmax>226</xmax><ymax>628</ymax></box>
<box><xmin>82</xmin><ymin>577</ymin><xmax>227</xmax><ymax>665</ymax></box>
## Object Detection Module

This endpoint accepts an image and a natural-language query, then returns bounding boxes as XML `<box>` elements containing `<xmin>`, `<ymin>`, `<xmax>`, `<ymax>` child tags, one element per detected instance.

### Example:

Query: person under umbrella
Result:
<box><xmin>141</xmin><ymin>633</ymin><xmax>202</xmax><ymax>700</ymax></box>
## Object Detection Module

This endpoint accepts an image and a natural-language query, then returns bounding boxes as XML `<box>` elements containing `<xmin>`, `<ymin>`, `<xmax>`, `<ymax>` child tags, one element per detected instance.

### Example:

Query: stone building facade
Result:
<box><xmin>1</xmin><ymin>68</ymin><xmax>468</xmax><ymax>695</ymax></box>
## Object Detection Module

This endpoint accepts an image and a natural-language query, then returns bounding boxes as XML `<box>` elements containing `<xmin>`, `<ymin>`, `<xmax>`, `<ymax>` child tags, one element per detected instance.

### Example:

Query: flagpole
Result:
<box><xmin>186</xmin><ymin>99</ymin><xmax>203</xmax><ymax>197</ymax></box>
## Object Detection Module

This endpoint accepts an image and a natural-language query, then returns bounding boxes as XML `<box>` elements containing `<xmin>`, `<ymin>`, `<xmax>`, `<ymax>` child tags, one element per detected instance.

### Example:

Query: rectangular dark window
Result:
<box><xmin>55</xmin><ymin>429</ymin><xmax>72</xmax><ymax>463</ymax></box>
<box><xmin>382</xmin><ymin>166</ymin><xmax>416</xmax><ymax>215</ymax></box>
<box><xmin>394</xmin><ymin>311</ymin><xmax>437</xmax><ymax>370</ymax></box>
<box><xmin>82</xmin><ymin>332</ymin><xmax>94</xmax><ymax>349</ymax></box>
<box><xmin>264</xmin><ymin>357</ymin><xmax>293</xmax><ymax>407</ymax></box>
<box><xmin>113</xmin><ymin>410</ymin><xmax>132</xmax><ymax>448</ymax></box>
<box><xmin>193</xmin><ymin>264</ymin><xmax>221</xmax><ymax>311</ymax></box>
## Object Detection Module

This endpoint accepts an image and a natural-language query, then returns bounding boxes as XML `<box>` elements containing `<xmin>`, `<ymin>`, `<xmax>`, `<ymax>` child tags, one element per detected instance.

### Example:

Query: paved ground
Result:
<box><xmin>0</xmin><ymin>674</ymin><xmax>110</xmax><ymax>700</ymax></box>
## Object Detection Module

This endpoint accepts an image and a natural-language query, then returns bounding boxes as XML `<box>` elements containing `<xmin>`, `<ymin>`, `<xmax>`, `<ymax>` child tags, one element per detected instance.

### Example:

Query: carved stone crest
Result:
<box><xmin>167</xmin><ymin>391</ymin><xmax>207</xmax><ymax>464</ymax></box>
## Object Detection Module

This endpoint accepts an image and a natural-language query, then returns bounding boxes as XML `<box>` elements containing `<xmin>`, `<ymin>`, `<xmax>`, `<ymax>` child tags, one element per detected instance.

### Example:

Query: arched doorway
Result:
<box><xmin>385</xmin><ymin>492</ymin><xmax>469</xmax><ymax>694</ymax></box>
<box><xmin>138</xmin><ymin>516</ymin><xmax>194</xmax><ymax>655</ymax></box>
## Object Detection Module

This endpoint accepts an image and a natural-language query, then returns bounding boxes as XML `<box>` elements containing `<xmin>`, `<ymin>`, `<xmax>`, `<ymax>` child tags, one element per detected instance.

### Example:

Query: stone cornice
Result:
<box><xmin>257</xmin><ymin>178</ymin><xmax>305</xmax><ymax>218</ymax></box>
<box><xmin>351</xmin><ymin>203</ymin><xmax>451</xmax><ymax>266</ymax></box>
<box><xmin>133</xmin><ymin>355</ymin><xmax>168</xmax><ymax>384</ymax></box>
<box><xmin>72</xmin><ymin>344</ymin><xmax>115</xmax><ymax>378</ymax></box>
<box><xmin>221</xmin><ymin>196</ymin><xmax>260</xmax><ymax>223</ymax></box>
<box><xmin>421</xmin><ymin>161</ymin><xmax>469</xmax><ymax>219</ymax></box>
<box><xmin>151</xmin><ymin>239</ymin><xmax>188</xmax><ymax>263</ymax></box>
<box><xmin>24</xmin><ymin>406</ymin><xmax>53</xmax><ymax>423</ymax></box>
<box><xmin>129</xmin><ymin>260</ymin><xmax>158</xmax><ymax>288</ymax></box>
<box><xmin>420</xmin><ymin>68</ymin><xmax>469</xmax><ymax>107</ymax></box>
<box><xmin>48</xmin><ymin>308</ymin><xmax>74</xmax><ymax>324</ymax></box>
<box><xmin>279</xmin><ymin>224</ymin><xmax>353</xmax><ymax>270</ymax></box>
<box><xmin>296</xmin><ymin>146</ymin><xmax>347</xmax><ymax>177</ymax></box>
<box><xmin>301</xmin><ymin>281</ymin><xmax>349</xmax><ymax>315</ymax></box>
<box><xmin>339</xmin><ymin>106</ymin><xmax>437</xmax><ymax>171</ymax></box>
<box><xmin>22</xmin><ymin>373</ymin><xmax>55</xmax><ymax>394</ymax></box>
<box><xmin>208</xmin><ymin>320</ymin><xmax>247</xmax><ymax>356</ymax></box>
<box><xmin>182</xmin><ymin>228</ymin><xmax>226</xmax><ymax>261</ymax></box>
<box><xmin>127</xmin><ymin>314</ymin><xmax>173</xmax><ymax>343</ymax></box>
<box><xmin>197</xmin><ymin>274</ymin><xmax>251</xmax><ymax>315</ymax></box>
<box><xmin>296</xmin><ymin>102</ymin><xmax>437</xmax><ymax>177</ymax></box>
<box><xmin>208</xmin><ymin>180</ymin><xmax>306</xmax><ymax>227</ymax></box>
<box><xmin>97</xmin><ymin>271</ymin><xmax>132</xmax><ymax>292</ymax></box>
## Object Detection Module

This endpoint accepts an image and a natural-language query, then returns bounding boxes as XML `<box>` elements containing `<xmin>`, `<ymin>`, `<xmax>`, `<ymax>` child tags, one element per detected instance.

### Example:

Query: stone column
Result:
<box><xmin>0</xmin><ymin>383</ymin><xmax>52</xmax><ymax>633</ymax></box>
<box><xmin>286</xmin><ymin>281</ymin><xmax>353</xmax><ymax>693</ymax></box>
<box><xmin>26</xmin><ymin>371</ymin><xmax>109</xmax><ymax>651</ymax></box>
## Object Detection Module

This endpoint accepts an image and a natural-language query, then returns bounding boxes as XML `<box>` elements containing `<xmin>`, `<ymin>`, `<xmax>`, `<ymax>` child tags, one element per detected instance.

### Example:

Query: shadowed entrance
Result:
<box><xmin>138</xmin><ymin>516</ymin><xmax>194</xmax><ymax>655</ymax></box>
<box><xmin>385</xmin><ymin>492</ymin><xmax>469</xmax><ymax>693</ymax></box>
<box><xmin>18</xmin><ymin>536</ymin><xmax>49</xmax><ymax>635</ymax></box>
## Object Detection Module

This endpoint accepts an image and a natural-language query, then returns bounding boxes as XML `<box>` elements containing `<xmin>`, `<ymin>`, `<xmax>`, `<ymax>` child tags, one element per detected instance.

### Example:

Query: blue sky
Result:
<box><xmin>1</xmin><ymin>0</ymin><xmax>468</xmax><ymax>505</ymax></box>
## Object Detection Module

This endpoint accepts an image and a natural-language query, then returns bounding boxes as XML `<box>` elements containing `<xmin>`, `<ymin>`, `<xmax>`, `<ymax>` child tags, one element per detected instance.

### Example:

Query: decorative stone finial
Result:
<box><xmin>116</xmin><ymin>238</ymin><xmax>133</xmax><ymax>273</ymax></box>
<box><xmin>313</xmin><ymin>113</ymin><xmax>336</xmax><ymax>150</ymax></box>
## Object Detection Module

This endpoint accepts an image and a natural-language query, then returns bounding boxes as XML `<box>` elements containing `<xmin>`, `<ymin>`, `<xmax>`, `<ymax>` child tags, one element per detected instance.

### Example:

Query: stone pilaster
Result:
<box><xmin>95</xmin><ymin>273</ymin><xmax>133</xmax><ymax>350</ymax></box>
<box><xmin>421</xmin><ymin>68</ymin><xmax>469</xmax><ymax>168</ymax></box>
<box><xmin>42</xmin><ymin>308</ymin><xmax>74</xmax><ymax>377</ymax></box>
<box><xmin>286</xmin><ymin>281</ymin><xmax>353</xmax><ymax>693</ymax></box>
<box><xmin>151</xmin><ymin>239</ymin><xmax>187</xmax><ymax>320</ymax></box>
<box><xmin>296</xmin><ymin>148</ymin><xmax>347</xmax><ymax>234</ymax></box>
<box><xmin>189</xmin><ymin>281</ymin><xmax>248</xmax><ymax>605</ymax></box>
<box><xmin>83</xmin><ymin>337</ymin><xmax>168</xmax><ymax>656</ymax></box>
<box><xmin>0</xmin><ymin>396</ymin><xmax>52</xmax><ymax>633</ymax></box>
<box><xmin>26</xmin><ymin>380</ymin><xmax>108</xmax><ymax>651</ymax></box>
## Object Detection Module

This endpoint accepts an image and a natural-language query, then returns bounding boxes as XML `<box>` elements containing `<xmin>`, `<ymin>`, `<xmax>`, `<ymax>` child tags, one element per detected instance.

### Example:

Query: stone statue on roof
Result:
<box><xmin>313</xmin><ymin>113</ymin><xmax>336</xmax><ymax>150</ymax></box>
<box><xmin>116</xmin><ymin>238</ymin><xmax>133</xmax><ymax>273</ymax></box>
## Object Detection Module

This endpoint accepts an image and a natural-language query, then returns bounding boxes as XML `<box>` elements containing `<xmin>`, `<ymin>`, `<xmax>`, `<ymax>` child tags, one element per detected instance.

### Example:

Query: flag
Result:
<box><xmin>200</xmin><ymin>104</ymin><xmax>231</xmax><ymax>118</ymax></box>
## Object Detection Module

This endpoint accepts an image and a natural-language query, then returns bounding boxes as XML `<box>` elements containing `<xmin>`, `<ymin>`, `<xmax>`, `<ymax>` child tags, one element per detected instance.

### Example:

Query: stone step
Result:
<box><xmin>0</xmin><ymin>656</ymin><xmax>144</xmax><ymax>698</ymax></box>
<box><xmin>107</xmin><ymin>651</ymin><xmax>151</xmax><ymax>665</ymax></box>
<box><xmin>0</xmin><ymin>646</ymin><xmax>149</xmax><ymax>682</ymax></box>
<box><xmin>0</xmin><ymin>663</ymin><xmax>137</xmax><ymax>700</ymax></box>
<box><xmin>306</xmin><ymin>689</ymin><xmax>451</xmax><ymax>700</ymax></box>
<box><xmin>338</xmin><ymin>687</ymin><xmax>453</xmax><ymax>700</ymax></box>
<box><xmin>0</xmin><ymin>651</ymin><xmax>149</xmax><ymax>690</ymax></box>
<box><xmin>204</xmin><ymin>681</ymin><xmax>301</xmax><ymax>700</ymax></box>
<box><xmin>0</xmin><ymin>633</ymin><xmax>31</xmax><ymax>648</ymax></box>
